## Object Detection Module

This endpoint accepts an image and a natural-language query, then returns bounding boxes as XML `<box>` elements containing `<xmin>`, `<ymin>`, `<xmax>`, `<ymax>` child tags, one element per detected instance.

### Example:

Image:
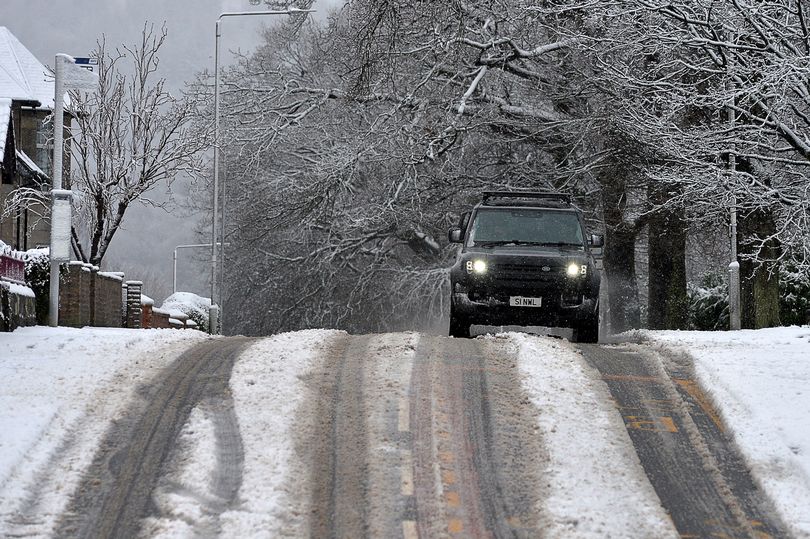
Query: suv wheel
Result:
<box><xmin>449</xmin><ymin>310</ymin><xmax>471</xmax><ymax>338</ymax></box>
<box><xmin>572</xmin><ymin>315</ymin><xmax>599</xmax><ymax>344</ymax></box>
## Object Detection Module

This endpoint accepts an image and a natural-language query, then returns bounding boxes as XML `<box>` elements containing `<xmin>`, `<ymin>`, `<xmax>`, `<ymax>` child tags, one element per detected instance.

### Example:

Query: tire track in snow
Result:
<box><xmin>53</xmin><ymin>337</ymin><xmax>253</xmax><ymax>539</ymax></box>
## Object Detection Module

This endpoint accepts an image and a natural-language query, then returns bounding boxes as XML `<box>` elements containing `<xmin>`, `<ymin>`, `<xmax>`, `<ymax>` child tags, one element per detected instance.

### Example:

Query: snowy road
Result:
<box><xmin>2</xmin><ymin>327</ymin><xmax>807</xmax><ymax>538</ymax></box>
<box><xmin>305</xmin><ymin>334</ymin><xmax>547</xmax><ymax>537</ymax></box>
<box><xmin>54</xmin><ymin>337</ymin><xmax>254</xmax><ymax>538</ymax></box>
<box><xmin>581</xmin><ymin>343</ymin><xmax>787</xmax><ymax>538</ymax></box>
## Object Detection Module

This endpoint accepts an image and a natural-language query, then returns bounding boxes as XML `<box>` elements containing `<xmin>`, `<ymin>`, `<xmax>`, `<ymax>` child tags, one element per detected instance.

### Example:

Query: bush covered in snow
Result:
<box><xmin>687</xmin><ymin>273</ymin><xmax>730</xmax><ymax>331</ymax></box>
<box><xmin>23</xmin><ymin>248</ymin><xmax>50</xmax><ymax>324</ymax></box>
<box><xmin>160</xmin><ymin>292</ymin><xmax>213</xmax><ymax>332</ymax></box>
<box><xmin>780</xmin><ymin>266</ymin><xmax>810</xmax><ymax>326</ymax></box>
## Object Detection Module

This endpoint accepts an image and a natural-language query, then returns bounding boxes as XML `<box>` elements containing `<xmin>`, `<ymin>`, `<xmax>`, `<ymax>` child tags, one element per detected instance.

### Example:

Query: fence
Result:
<box><xmin>0</xmin><ymin>245</ymin><xmax>35</xmax><ymax>330</ymax></box>
<box><xmin>0</xmin><ymin>250</ymin><xmax>25</xmax><ymax>284</ymax></box>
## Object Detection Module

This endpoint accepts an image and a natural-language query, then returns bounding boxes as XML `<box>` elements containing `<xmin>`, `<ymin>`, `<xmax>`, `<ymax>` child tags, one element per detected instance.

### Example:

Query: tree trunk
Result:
<box><xmin>647</xmin><ymin>188</ymin><xmax>688</xmax><ymax>330</ymax></box>
<box><xmin>601</xmin><ymin>174</ymin><xmax>641</xmax><ymax>334</ymax></box>
<box><xmin>739</xmin><ymin>207</ymin><xmax>781</xmax><ymax>329</ymax></box>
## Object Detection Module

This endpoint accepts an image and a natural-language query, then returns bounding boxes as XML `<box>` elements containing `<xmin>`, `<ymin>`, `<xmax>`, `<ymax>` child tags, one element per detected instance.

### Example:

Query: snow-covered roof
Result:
<box><xmin>0</xmin><ymin>27</ymin><xmax>58</xmax><ymax>110</ymax></box>
<box><xmin>0</xmin><ymin>97</ymin><xmax>10</xmax><ymax>163</ymax></box>
<box><xmin>16</xmin><ymin>149</ymin><xmax>45</xmax><ymax>177</ymax></box>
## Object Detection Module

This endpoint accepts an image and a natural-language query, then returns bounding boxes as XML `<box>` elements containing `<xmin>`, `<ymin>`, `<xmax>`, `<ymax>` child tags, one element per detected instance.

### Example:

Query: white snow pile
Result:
<box><xmin>504</xmin><ymin>333</ymin><xmax>678</xmax><ymax>538</ymax></box>
<box><xmin>0</xmin><ymin>326</ymin><xmax>209</xmax><ymax>537</ymax></box>
<box><xmin>642</xmin><ymin>327</ymin><xmax>810</xmax><ymax>538</ymax></box>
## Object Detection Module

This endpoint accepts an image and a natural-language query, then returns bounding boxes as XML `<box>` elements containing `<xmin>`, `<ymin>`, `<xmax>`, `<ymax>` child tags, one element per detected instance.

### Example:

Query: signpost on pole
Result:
<box><xmin>48</xmin><ymin>54</ymin><xmax>98</xmax><ymax>327</ymax></box>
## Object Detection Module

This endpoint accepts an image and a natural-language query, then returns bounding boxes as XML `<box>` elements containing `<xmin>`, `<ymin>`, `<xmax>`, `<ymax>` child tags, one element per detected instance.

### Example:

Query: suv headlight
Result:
<box><xmin>466</xmin><ymin>259</ymin><xmax>487</xmax><ymax>274</ymax></box>
<box><xmin>567</xmin><ymin>263</ymin><xmax>587</xmax><ymax>277</ymax></box>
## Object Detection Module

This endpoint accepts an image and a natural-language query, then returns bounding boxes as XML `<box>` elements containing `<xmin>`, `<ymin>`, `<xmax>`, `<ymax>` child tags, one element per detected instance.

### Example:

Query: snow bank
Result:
<box><xmin>642</xmin><ymin>327</ymin><xmax>810</xmax><ymax>538</ymax></box>
<box><xmin>0</xmin><ymin>326</ymin><xmax>209</xmax><ymax>537</ymax></box>
<box><xmin>506</xmin><ymin>333</ymin><xmax>677</xmax><ymax>538</ymax></box>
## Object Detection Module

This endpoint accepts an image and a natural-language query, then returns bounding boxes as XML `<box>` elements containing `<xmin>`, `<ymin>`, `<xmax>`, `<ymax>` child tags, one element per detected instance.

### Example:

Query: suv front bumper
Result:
<box><xmin>451</xmin><ymin>290</ymin><xmax>597</xmax><ymax>326</ymax></box>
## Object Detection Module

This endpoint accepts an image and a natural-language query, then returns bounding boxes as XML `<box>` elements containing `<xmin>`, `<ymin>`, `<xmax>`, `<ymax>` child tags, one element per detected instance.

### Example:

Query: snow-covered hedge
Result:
<box><xmin>780</xmin><ymin>266</ymin><xmax>810</xmax><ymax>326</ymax></box>
<box><xmin>687</xmin><ymin>273</ymin><xmax>729</xmax><ymax>331</ymax></box>
<box><xmin>159</xmin><ymin>292</ymin><xmax>213</xmax><ymax>332</ymax></box>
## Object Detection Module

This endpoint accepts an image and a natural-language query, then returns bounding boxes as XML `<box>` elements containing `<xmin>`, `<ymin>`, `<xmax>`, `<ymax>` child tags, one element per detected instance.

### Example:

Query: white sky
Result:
<box><xmin>4</xmin><ymin>0</ymin><xmax>342</xmax><ymax>92</ymax></box>
<box><xmin>3</xmin><ymin>0</ymin><xmax>343</xmax><ymax>302</ymax></box>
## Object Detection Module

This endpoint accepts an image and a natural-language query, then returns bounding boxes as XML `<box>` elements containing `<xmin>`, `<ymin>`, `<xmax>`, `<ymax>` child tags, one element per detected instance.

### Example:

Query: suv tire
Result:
<box><xmin>572</xmin><ymin>315</ymin><xmax>599</xmax><ymax>343</ymax></box>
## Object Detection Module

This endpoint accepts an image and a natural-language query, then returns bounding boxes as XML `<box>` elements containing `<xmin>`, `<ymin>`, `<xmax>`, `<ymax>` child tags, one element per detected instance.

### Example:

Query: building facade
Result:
<box><xmin>0</xmin><ymin>26</ymin><xmax>70</xmax><ymax>251</ymax></box>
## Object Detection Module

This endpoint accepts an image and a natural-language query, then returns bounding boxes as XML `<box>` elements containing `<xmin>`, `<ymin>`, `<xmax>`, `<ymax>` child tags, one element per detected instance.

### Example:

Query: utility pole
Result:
<box><xmin>727</xmin><ymin>40</ymin><xmax>741</xmax><ymax>331</ymax></box>
<box><xmin>48</xmin><ymin>54</ymin><xmax>97</xmax><ymax>327</ymax></box>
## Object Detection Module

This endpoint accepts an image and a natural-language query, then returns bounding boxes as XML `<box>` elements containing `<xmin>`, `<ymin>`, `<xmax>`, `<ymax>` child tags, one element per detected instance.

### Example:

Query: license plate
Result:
<box><xmin>509</xmin><ymin>296</ymin><xmax>542</xmax><ymax>307</ymax></box>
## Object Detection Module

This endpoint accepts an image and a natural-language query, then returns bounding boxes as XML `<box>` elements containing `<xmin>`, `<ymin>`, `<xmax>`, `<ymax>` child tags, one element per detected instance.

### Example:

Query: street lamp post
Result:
<box><xmin>727</xmin><ymin>34</ymin><xmax>741</xmax><ymax>331</ymax></box>
<box><xmin>210</xmin><ymin>7</ymin><xmax>315</xmax><ymax>333</ymax></box>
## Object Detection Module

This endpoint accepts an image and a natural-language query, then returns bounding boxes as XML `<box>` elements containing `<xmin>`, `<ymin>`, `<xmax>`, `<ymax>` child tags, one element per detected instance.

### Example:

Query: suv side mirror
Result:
<box><xmin>448</xmin><ymin>228</ymin><xmax>463</xmax><ymax>243</ymax></box>
<box><xmin>589</xmin><ymin>234</ymin><xmax>604</xmax><ymax>248</ymax></box>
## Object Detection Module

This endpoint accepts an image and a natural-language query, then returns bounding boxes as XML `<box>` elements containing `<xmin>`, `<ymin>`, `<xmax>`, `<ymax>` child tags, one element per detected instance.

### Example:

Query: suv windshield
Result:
<box><xmin>468</xmin><ymin>208</ymin><xmax>584</xmax><ymax>248</ymax></box>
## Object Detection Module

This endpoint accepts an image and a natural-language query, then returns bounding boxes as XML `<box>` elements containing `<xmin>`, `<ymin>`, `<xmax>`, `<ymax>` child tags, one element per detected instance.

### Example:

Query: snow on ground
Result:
<box><xmin>0</xmin><ymin>326</ymin><xmax>209</xmax><ymax>537</ymax></box>
<box><xmin>220</xmin><ymin>330</ymin><xmax>345</xmax><ymax>538</ymax></box>
<box><xmin>503</xmin><ymin>333</ymin><xmax>678</xmax><ymax>538</ymax></box>
<box><xmin>641</xmin><ymin>327</ymin><xmax>810</xmax><ymax>538</ymax></box>
<box><xmin>5</xmin><ymin>325</ymin><xmax>807</xmax><ymax>538</ymax></box>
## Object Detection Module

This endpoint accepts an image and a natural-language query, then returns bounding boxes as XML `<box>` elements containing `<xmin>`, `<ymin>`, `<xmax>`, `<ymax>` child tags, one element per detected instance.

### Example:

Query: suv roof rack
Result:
<box><xmin>481</xmin><ymin>191</ymin><xmax>572</xmax><ymax>206</ymax></box>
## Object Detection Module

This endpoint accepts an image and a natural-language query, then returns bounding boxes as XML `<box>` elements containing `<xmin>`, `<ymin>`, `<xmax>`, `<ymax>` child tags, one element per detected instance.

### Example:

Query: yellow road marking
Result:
<box><xmin>398</xmin><ymin>397</ymin><xmax>410</xmax><ymax>432</ymax></box>
<box><xmin>402</xmin><ymin>520</ymin><xmax>418</xmax><ymax>539</ymax></box>
<box><xmin>507</xmin><ymin>515</ymin><xmax>523</xmax><ymax>528</ymax></box>
<box><xmin>442</xmin><ymin>470</ymin><xmax>456</xmax><ymax>485</ymax></box>
<box><xmin>625</xmin><ymin>415</ymin><xmax>678</xmax><ymax>433</ymax></box>
<box><xmin>448</xmin><ymin>518</ymin><xmax>464</xmax><ymax>534</ymax></box>
<box><xmin>658</xmin><ymin>416</ymin><xmax>678</xmax><ymax>433</ymax></box>
<box><xmin>439</xmin><ymin>451</ymin><xmax>455</xmax><ymax>464</ymax></box>
<box><xmin>674</xmin><ymin>379</ymin><xmax>726</xmax><ymax>432</ymax></box>
<box><xmin>445</xmin><ymin>491</ymin><xmax>461</xmax><ymax>508</ymax></box>
<box><xmin>401</xmin><ymin>451</ymin><xmax>413</xmax><ymax>496</ymax></box>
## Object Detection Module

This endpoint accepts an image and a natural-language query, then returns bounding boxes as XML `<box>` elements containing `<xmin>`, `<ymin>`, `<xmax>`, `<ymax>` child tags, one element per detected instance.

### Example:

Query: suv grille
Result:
<box><xmin>493</xmin><ymin>263</ymin><xmax>559</xmax><ymax>282</ymax></box>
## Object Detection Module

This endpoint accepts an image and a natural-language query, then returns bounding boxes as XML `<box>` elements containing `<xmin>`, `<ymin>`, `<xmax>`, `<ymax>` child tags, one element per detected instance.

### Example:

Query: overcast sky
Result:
<box><xmin>3</xmin><ymin>0</ymin><xmax>341</xmax><ymax>303</ymax></box>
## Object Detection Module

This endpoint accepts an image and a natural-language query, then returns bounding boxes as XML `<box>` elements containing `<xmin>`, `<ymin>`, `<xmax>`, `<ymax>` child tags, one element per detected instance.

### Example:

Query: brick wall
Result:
<box><xmin>59</xmin><ymin>263</ymin><xmax>88</xmax><ymax>327</ymax></box>
<box><xmin>94</xmin><ymin>272</ymin><xmax>123</xmax><ymax>327</ymax></box>
<box><xmin>125</xmin><ymin>281</ymin><xmax>142</xmax><ymax>329</ymax></box>
<box><xmin>59</xmin><ymin>263</ymin><xmax>123</xmax><ymax>328</ymax></box>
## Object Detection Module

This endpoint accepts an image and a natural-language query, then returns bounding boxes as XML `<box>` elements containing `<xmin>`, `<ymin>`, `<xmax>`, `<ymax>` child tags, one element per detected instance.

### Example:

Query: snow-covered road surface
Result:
<box><xmin>1</xmin><ymin>326</ymin><xmax>807</xmax><ymax>537</ymax></box>
<box><xmin>0</xmin><ymin>327</ymin><xmax>210</xmax><ymax>537</ymax></box>
<box><xmin>637</xmin><ymin>327</ymin><xmax>810</xmax><ymax>538</ymax></box>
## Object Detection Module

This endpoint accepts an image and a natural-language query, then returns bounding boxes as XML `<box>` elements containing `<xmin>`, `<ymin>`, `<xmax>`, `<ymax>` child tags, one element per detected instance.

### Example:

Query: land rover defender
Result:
<box><xmin>447</xmin><ymin>191</ymin><xmax>602</xmax><ymax>342</ymax></box>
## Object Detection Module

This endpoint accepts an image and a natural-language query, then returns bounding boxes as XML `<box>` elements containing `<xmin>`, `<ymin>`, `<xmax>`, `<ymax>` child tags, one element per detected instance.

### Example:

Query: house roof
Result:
<box><xmin>17</xmin><ymin>149</ymin><xmax>45</xmax><ymax>178</ymax></box>
<box><xmin>0</xmin><ymin>97</ymin><xmax>11</xmax><ymax>164</ymax></box>
<box><xmin>0</xmin><ymin>26</ymin><xmax>56</xmax><ymax>109</ymax></box>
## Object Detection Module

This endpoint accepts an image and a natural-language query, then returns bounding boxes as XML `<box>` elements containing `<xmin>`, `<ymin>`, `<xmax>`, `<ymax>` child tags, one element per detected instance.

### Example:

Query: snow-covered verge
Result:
<box><xmin>0</xmin><ymin>326</ymin><xmax>209</xmax><ymax>537</ymax></box>
<box><xmin>504</xmin><ymin>333</ymin><xmax>678</xmax><ymax>539</ymax></box>
<box><xmin>641</xmin><ymin>327</ymin><xmax>810</xmax><ymax>538</ymax></box>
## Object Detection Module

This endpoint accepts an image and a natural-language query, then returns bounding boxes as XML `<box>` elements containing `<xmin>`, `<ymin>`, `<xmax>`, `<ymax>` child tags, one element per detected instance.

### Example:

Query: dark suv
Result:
<box><xmin>447</xmin><ymin>191</ymin><xmax>602</xmax><ymax>342</ymax></box>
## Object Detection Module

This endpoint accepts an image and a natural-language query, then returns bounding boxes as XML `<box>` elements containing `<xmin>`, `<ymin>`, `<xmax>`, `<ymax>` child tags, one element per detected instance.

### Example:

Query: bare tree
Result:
<box><xmin>68</xmin><ymin>23</ymin><xmax>212</xmax><ymax>266</ymax></box>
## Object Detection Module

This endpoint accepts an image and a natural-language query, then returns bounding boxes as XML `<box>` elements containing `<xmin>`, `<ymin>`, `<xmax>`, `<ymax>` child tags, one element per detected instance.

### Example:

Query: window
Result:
<box><xmin>468</xmin><ymin>208</ymin><xmax>584</xmax><ymax>247</ymax></box>
<box><xmin>35</xmin><ymin>119</ymin><xmax>52</xmax><ymax>177</ymax></box>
